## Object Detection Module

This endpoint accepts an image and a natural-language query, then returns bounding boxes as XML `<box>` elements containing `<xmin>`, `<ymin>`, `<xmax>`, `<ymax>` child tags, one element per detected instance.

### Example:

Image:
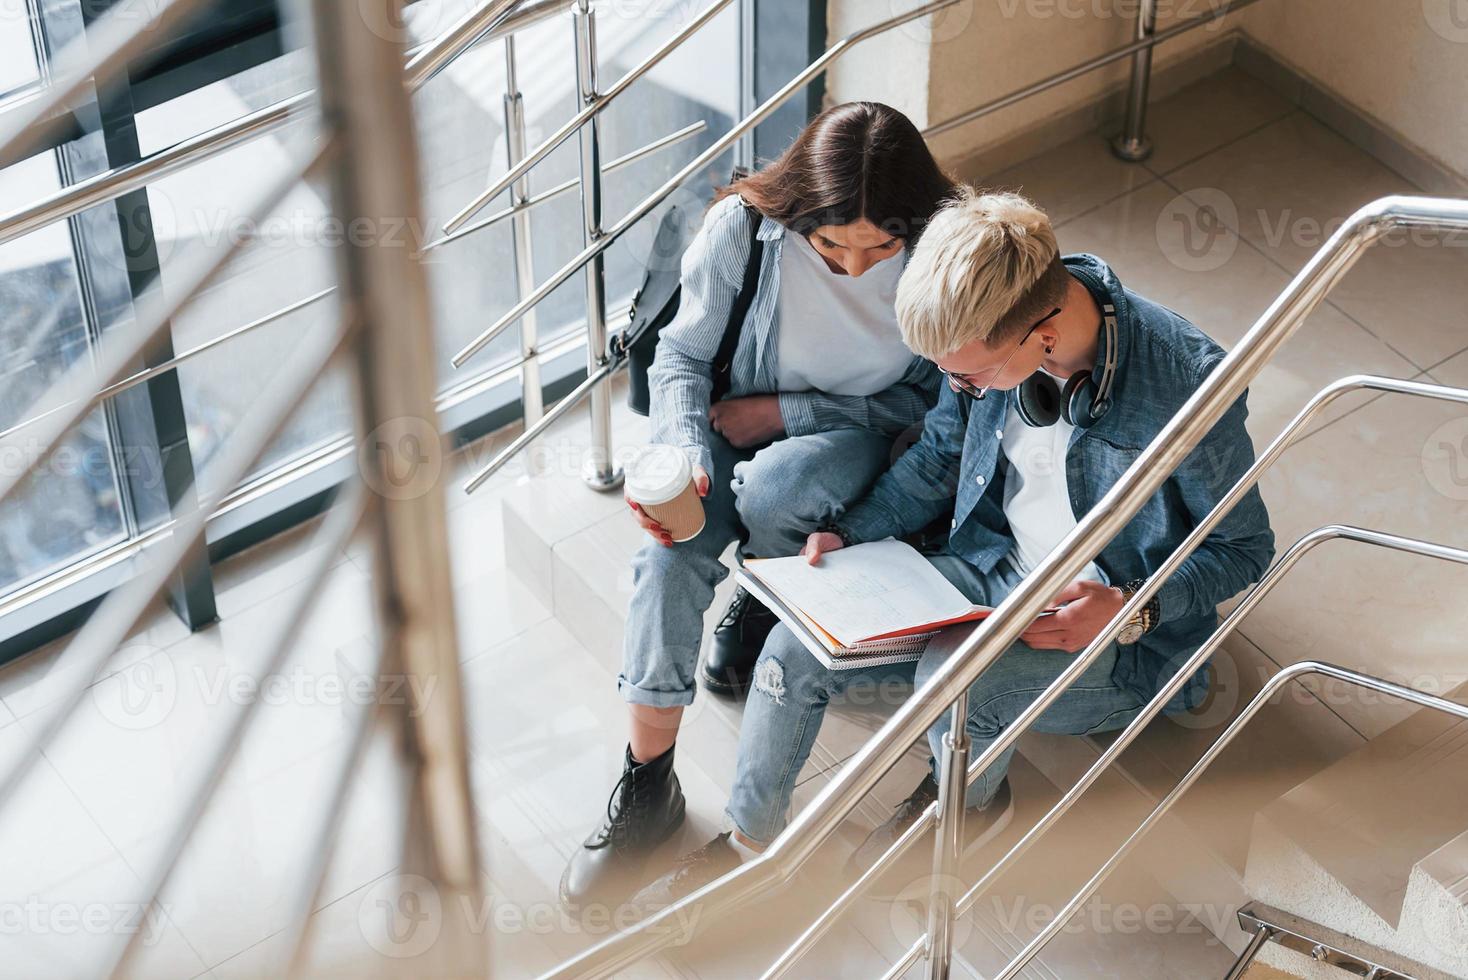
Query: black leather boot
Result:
<box><xmin>625</xmin><ymin>832</ymin><xmax>743</xmax><ymax>918</ymax></box>
<box><xmin>844</xmin><ymin>775</ymin><xmax>1014</xmax><ymax>897</ymax></box>
<box><xmin>559</xmin><ymin>745</ymin><xmax>686</xmax><ymax>913</ymax></box>
<box><xmin>701</xmin><ymin>586</ymin><xmax>779</xmax><ymax>698</ymax></box>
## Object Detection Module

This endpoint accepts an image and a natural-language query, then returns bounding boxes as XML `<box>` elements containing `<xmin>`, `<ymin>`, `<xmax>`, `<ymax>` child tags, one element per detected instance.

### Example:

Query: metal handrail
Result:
<box><xmin>537</xmin><ymin>195</ymin><xmax>1468</xmax><ymax>979</ymax></box>
<box><xmin>921</xmin><ymin>0</ymin><xmax>1265</xmax><ymax>139</ymax></box>
<box><xmin>105</xmin><ymin>483</ymin><xmax>372</xmax><ymax>978</ymax></box>
<box><xmin>0</xmin><ymin>309</ymin><xmax>358</xmax><ymax>816</ymax></box>
<box><xmin>0</xmin><ymin>0</ymin><xmax>210</xmax><ymax>167</ymax></box>
<box><xmin>0</xmin><ymin>137</ymin><xmax>336</xmax><ymax>510</ymax></box>
<box><xmin>0</xmin><ymin>92</ymin><xmax>314</xmax><ymax>247</ymax></box>
<box><xmin>995</xmin><ymin>649</ymin><xmax>1468</xmax><ymax>979</ymax></box>
<box><xmin>0</xmin><ymin>117</ymin><xmax>698</xmax><ymax>445</ymax></box>
<box><xmin>760</xmin><ymin>373</ymin><xmax>1468</xmax><ymax>978</ymax></box>
<box><xmin>0</xmin><ymin>4</ymin><xmax>480</xmax><ymax>976</ymax></box>
<box><xmin>403</xmin><ymin>0</ymin><xmax>524</xmax><ymax>90</ymax></box>
<box><xmin>0</xmin><ymin>287</ymin><xmax>334</xmax><ymax>441</ymax></box>
<box><xmin>949</xmin><ymin>390</ymin><xmax>1468</xmax><ymax>914</ymax></box>
<box><xmin>441</xmin><ymin>0</ymin><xmax>735</xmax><ymax>235</ymax></box>
<box><xmin>422</xmin><ymin>119</ymin><xmax>707</xmax><ymax>253</ymax></box>
<box><xmin>449</xmin><ymin>0</ymin><xmax>968</xmax><ymax>370</ymax></box>
<box><xmin>968</xmin><ymin>525</ymin><xmax>1468</xmax><ymax>977</ymax></box>
<box><xmin>0</xmin><ymin>0</ymin><xmax>556</xmax><ymax>248</ymax></box>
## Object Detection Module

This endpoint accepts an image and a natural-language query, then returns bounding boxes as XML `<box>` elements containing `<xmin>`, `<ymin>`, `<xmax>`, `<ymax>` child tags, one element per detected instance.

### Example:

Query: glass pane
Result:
<box><xmin>0</xmin><ymin>5</ymin><xmax>41</xmax><ymax>100</ymax></box>
<box><xmin>0</xmin><ymin>153</ymin><xmax>127</xmax><ymax>598</ymax></box>
<box><xmin>411</xmin><ymin>3</ymin><xmax>740</xmax><ymax>385</ymax></box>
<box><xmin>134</xmin><ymin>52</ymin><xmax>353</xmax><ymax>499</ymax></box>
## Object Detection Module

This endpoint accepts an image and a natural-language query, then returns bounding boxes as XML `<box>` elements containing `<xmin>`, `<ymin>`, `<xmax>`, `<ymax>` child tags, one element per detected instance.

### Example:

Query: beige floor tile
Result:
<box><xmin>443</xmin><ymin>490</ymin><xmax>508</xmax><ymax>584</ymax></box>
<box><xmin>0</xmin><ymin>599</ymin><xmax>192</xmax><ymax>722</ymax></box>
<box><xmin>1167</xmin><ymin>113</ymin><xmax>1415</xmax><ymax>274</ymax></box>
<box><xmin>1055</xmin><ymin>180</ymin><xmax>1418</xmax><ymax>442</ymax></box>
<box><xmin>1161</xmin><ymin>113</ymin><xmax>1468</xmax><ymax>371</ymax></box>
<box><xmin>1323</xmin><ymin>228</ymin><xmax>1468</xmax><ymax>372</ymax></box>
<box><xmin>0</xmin><ymin>722</ymin><xmax>118</xmax><ymax>894</ymax></box>
<box><xmin>453</xmin><ymin>562</ymin><xmax>552</xmax><ymax>662</ymax></box>
<box><xmin>145</xmin><ymin>729</ymin><xmax>406</xmax><ymax>972</ymax></box>
<box><xmin>1248</xmin><ymin>387</ymin><xmax>1468</xmax><ymax>738</ymax></box>
<box><xmin>1100</xmin><ymin>633</ymin><xmax>1365</xmax><ymax>872</ymax></box>
<box><xmin>210</xmin><ymin>515</ymin><xmax>357</xmax><ymax>621</ymax></box>
<box><xmin>24</xmin><ymin>591</ymin><xmax>382</xmax><ymax>871</ymax></box>
<box><xmin>1429</xmin><ymin>346</ymin><xmax>1468</xmax><ymax>388</ymax></box>
<box><xmin>1142</xmin><ymin>66</ymin><xmax>1297</xmax><ymax>176</ymax></box>
<box><xmin>0</xmin><ymin>850</ymin><xmax>212</xmax><ymax>980</ymax></box>
<box><xmin>976</xmin><ymin>131</ymin><xmax>1158</xmax><ymax>228</ymax></box>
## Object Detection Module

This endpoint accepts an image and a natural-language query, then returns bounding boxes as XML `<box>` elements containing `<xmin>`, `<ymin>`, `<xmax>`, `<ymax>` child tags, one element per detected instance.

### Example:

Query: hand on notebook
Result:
<box><xmin>800</xmin><ymin>530</ymin><xmax>845</xmax><ymax>565</ymax></box>
<box><xmin>1019</xmin><ymin>579</ymin><xmax>1126</xmax><ymax>653</ymax></box>
<box><xmin>627</xmin><ymin>465</ymin><xmax>709</xmax><ymax>547</ymax></box>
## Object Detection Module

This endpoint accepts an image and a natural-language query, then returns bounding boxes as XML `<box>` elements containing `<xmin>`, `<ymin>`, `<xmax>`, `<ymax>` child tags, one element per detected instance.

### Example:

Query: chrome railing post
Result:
<box><xmin>574</xmin><ymin>0</ymin><xmax>623</xmax><ymax>491</ymax></box>
<box><xmin>503</xmin><ymin>34</ymin><xmax>544</xmax><ymax>430</ymax></box>
<box><xmin>307</xmin><ymin>0</ymin><xmax>482</xmax><ymax>971</ymax></box>
<box><xmin>924</xmin><ymin>692</ymin><xmax>970</xmax><ymax>980</ymax></box>
<box><xmin>1111</xmin><ymin>0</ymin><xmax>1157</xmax><ymax>161</ymax></box>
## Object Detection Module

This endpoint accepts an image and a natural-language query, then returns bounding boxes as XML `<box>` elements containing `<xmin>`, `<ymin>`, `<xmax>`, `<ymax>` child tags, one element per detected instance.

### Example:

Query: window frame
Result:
<box><xmin>0</xmin><ymin>0</ymin><xmax>803</xmax><ymax>664</ymax></box>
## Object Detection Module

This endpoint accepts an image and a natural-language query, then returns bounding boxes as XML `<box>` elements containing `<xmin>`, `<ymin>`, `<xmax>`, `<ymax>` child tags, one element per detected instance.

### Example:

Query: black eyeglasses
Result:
<box><xmin>941</xmin><ymin>307</ymin><xmax>1062</xmax><ymax>401</ymax></box>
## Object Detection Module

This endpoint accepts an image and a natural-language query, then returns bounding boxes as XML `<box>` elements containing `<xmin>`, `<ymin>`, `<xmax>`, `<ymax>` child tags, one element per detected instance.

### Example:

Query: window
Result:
<box><xmin>0</xmin><ymin>5</ymin><xmax>41</xmax><ymax>101</ymax></box>
<box><xmin>0</xmin><ymin>0</ymin><xmax>746</xmax><ymax>648</ymax></box>
<box><xmin>411</xmin><ymin>1</ymin><xmax>740</xmax><ymax>384</ymax></box>
<box><xmin>0</xmin><ymin>153</ymin><xmax>128</xmax><ymax>599</ymax></box>
<box><xmin>135</xmin><ymin>51</ymin><xmax>351</xmax><ymax>498</ymax></box>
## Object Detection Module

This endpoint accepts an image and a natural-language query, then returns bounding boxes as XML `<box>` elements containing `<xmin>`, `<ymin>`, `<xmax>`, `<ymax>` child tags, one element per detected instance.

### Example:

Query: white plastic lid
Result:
<box><xmin>624</xmin><ymin>444</ymin><xmax>693</xmax><ymax>505</ymax></box>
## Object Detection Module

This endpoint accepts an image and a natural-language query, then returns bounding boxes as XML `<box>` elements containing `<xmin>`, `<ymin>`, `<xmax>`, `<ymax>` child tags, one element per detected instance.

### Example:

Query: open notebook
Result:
<box><xmin>737</xmin><ymin>540</ymin><xmax>1010</xmax><ymax>671</ymax></box>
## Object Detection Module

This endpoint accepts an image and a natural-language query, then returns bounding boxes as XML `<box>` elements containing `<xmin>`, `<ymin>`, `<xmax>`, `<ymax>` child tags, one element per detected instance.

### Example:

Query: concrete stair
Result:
<box><xmin>1241</xmin><ymin>683</ymin><xmax>1468</xmax><ymax>978</ymax></box>
<box><xmin>498</xmin><ymin>448</ymin><xmax>1242</xmax><ymax>977</ymax></box>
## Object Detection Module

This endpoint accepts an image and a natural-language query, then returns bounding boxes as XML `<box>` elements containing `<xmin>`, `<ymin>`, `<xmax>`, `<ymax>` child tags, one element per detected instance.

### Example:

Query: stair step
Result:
<box><xmin>499</xmin><ymin>472</ymin><xmax>1249</xmax><ymax>975</ymax></box>
<box><xmin>1251</xmin><ymin>680</ymin><xmax>1468</xmax><ymax>925</ymax></box>
<box><xmin>1088</xmin><ymin>633</ymin><xmax>1366</xmax><ymax>874</ymax></box>
<box><xmin>1243</xmin><ymin>682</ymin><xmax>1468</xmax><ymax>977</ymax></box>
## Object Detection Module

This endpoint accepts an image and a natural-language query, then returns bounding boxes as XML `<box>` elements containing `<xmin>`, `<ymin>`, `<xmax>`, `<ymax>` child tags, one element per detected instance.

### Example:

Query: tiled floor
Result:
<box><xmin>1</xmin><ymin>65</ymin><xmax>1466</xmax><ymax>978</ymax></box>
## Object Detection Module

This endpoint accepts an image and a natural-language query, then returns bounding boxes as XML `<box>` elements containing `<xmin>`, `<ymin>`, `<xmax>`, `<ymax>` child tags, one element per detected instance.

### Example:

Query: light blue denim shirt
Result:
<box><xmin>838</xmin><ymin>254</ymin><xmax>1276</xmax><ymax>709</ymax></box>
<box><xmin>647</xmin><ymin>193</ymin><xmax>941</xmax><ymax>479</ymax></box>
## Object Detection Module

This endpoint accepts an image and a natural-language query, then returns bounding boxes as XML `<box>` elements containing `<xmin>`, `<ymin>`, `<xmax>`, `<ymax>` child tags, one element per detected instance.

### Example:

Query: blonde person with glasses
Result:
<box><xmin>628</xmin><ymin>187</ymin><xmax>1275</xmax><ymax>910</ymax></box>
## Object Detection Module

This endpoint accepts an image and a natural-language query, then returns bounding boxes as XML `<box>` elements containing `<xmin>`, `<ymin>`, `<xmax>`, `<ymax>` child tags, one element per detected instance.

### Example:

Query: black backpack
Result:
<box><xmin>612</xmin><ymin>190</ymin><xmax>764</xmax><ymax>416</ymax></box>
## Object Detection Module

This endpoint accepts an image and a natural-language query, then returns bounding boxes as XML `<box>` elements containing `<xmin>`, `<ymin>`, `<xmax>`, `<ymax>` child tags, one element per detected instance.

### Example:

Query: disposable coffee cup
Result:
<box><xmin>625</xmin><ymin>444</ymin><xmax>705</xmax><ymax>543</ymax></box>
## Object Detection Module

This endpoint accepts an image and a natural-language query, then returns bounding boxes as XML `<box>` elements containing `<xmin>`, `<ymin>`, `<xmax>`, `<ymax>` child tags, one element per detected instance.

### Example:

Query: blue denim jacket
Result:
<box><xmin>838</xmin><ymin>254</ymin><xmax>1276</xmax><ymax>709</ymax></box>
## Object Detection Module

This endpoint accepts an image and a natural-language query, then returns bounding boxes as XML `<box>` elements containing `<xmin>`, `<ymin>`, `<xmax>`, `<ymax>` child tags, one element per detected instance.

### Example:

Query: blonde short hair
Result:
<box><xmin>895</xmin><ymin>187</ymin><xmax>1063</xmax><ymax>359</ymax></box>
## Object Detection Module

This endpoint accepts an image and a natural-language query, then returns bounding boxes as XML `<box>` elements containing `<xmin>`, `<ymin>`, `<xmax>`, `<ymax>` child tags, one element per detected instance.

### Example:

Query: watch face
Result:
<box><xmin>1117</xmin><ymin>623</ymin><xmax>1145</xmax><ymax>646</ymax></box>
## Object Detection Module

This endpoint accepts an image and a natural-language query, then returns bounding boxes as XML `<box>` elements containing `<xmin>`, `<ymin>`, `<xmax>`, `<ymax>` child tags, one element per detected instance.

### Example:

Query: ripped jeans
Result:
<box><xmin>724</xmin><ymin>552</ymin><xmax>1143</xmax><ymax>845</ymax></box>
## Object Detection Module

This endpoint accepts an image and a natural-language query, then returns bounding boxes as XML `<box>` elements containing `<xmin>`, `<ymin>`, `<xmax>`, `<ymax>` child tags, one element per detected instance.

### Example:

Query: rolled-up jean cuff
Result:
<box><xmin>618</xmin><ymin>677</ymin><xmax>698</xmax><ymax>708</ymax></box>
<box><xmin>722</xmin><ymin>808</ymin><xmax>775</xmax><ymax>849</ymax></box>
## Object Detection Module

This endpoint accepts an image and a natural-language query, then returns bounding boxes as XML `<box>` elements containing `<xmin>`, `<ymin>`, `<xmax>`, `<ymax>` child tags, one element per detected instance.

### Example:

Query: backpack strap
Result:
<box><xmin>709</xmin><ymin>202</ymin><xmax>765</xmax><ymax>404</ymax></box>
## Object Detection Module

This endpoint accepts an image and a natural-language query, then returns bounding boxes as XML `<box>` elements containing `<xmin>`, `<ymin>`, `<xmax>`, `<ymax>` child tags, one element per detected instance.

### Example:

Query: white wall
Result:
<box><xmin>1240</xmin><ymin>0</ymin><xmax>1468</xmax><ymax>176</ymax></box>
<box><xmin>826</xmin><ymin>0</ymin><xmax>1468</xmax><ymax>179</ymax></box>
<box><xmin>826</xmin><ymin>0</ymin><xmax>1255</xmax><ymax>170</ymax></box>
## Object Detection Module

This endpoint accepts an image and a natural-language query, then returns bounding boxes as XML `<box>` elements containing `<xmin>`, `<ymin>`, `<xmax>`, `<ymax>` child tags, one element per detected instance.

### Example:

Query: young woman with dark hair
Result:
<box><xmin>560</xmin><ymin>102</ymin><xmax>958</xmax><ymax>913</ymax></box>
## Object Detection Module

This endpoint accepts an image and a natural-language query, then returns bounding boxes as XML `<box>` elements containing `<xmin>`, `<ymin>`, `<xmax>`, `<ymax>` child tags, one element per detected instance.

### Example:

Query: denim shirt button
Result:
<box><xmin>995</xmin><ymin>428</ymin><xmax>1004</xmax><ymax>439</ymax></box>
<box><xmin>975</xmin><ymin>474</ymin><xmax>986</xmax><ymax>486</ymax></box>
<box><xmin>950</xmin><ymin>519</ymin><xmax>957</xmax><ymax>529</ymax></box>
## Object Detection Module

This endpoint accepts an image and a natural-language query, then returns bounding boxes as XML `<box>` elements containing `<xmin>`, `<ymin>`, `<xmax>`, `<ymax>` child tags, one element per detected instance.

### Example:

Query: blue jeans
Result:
<box><xmin>618</xmin><ymin>427</ymin><xmax>897</xmax><ymax>708</ymax></box>
<box><xmin>726</xmin><ymin>553</ymin><xmax>1146</xmax><ymax>845</ymax></box>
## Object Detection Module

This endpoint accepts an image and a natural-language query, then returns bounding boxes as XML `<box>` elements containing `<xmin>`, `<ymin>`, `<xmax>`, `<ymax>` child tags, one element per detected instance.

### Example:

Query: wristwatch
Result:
<box><xmin>1115</xmin><ymin>578</ymin><xmax>1159</xmax><ymax>646</ymax></box>
<box><xmin>817</xmin><ymin>521</ymin><xmax>857</xmax><ymax>548</ymax></box>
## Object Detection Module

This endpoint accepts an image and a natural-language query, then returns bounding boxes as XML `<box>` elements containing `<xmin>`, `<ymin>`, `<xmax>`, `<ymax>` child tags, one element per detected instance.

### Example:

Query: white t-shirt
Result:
<box><xmin>1000</xmin><ymin>371</ymin><xmax>1106</xmax><ymax>584</ymax></box>
<box><xmin>774</xmin><ymin>229</ymin><xmax>911</xmax><ymax>396</ymax></box>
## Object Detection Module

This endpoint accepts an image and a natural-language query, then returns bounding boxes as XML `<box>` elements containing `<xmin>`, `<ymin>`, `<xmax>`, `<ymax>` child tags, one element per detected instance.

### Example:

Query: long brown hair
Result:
<box><xmin>714</xmin><ymin>101</ymin><xmax>958</xmax><ymax>245</ymax></box>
